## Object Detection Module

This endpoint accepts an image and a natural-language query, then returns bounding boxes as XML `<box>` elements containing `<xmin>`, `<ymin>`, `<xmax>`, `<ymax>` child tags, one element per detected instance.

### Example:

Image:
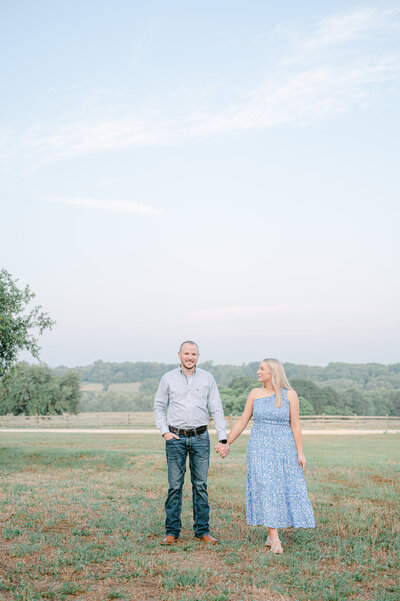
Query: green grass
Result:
<box><xmin>79</xmin><ymin>382</ymin><xmax>141</xmax><ymax>392</ymax></box>
<box><xmin>0</xmin><ymin>433</ymin><xmax>399</xmax><ymax>600</ymax></box>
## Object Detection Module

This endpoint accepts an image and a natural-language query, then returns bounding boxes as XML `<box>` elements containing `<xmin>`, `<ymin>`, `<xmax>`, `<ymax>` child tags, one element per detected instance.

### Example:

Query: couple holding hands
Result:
<box><xmin>153</xmin><ymin>341</ymin><xmax>314</xmax><ymax>554</ymax></box>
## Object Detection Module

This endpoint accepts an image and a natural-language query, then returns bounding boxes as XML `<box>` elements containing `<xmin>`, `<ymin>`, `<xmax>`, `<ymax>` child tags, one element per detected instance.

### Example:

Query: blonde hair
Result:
<box><xmin>262</xmin><ymin>358</ymin><xmax>292</xmax><ymax>408</ymax></box>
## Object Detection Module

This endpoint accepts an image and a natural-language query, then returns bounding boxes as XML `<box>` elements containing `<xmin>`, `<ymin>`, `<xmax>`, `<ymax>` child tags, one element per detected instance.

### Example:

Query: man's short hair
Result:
<box><xmin>179</xmin><ymin>340</ymin><xmax>199</xmax><ymax>352</ymax></box>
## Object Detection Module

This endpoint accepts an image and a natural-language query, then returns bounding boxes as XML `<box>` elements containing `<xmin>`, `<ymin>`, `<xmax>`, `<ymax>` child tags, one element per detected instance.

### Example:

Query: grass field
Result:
<box><xmin>0</xmin><ymin>434</ymin><xmax>399</xmax><ymax>601</ymax></box>
<box><xmin>79</xmin><ymin>383</ymin><xmax>141</xmax><ymax>393</ymax></box>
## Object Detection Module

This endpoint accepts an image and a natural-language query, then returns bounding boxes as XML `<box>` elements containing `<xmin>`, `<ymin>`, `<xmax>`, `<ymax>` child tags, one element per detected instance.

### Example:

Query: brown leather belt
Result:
<box><xmin>168</xmin><ymin>425</ymin><xmax>208</xmax><ymax>437</ymax></box>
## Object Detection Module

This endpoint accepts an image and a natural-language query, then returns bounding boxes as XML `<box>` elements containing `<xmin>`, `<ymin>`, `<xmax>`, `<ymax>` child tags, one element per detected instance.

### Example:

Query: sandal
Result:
<box><xmin>269</xmin><ymin>538</ymin><xmax>283</xmax><ymax>554</ymax></box>
<box><xmin>265</xmin><ymin>536</ymin><xmax>273</xmax><ymax>546</ymax></box>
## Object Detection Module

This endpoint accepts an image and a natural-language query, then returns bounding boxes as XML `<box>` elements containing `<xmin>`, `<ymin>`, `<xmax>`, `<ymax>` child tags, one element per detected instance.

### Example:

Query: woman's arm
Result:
<box><xmin>215</xmin><ymin>390</ymin><xmax>256</xmax><ymax>458</ymax></box>
<box><xmin>288</xmin><ymin>389</ymin><xmax>307</xmax><ymax>470</ymax></box>
<box><xmin>227</xmin><ymin>390</ymin><xmax>256</xmax><ymax>444</ymax></box>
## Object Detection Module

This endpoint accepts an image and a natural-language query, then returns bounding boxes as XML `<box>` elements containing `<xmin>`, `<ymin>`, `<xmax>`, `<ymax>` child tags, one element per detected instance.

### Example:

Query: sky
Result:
<box><xmin>1</xmin><ymin>1</ymin><xmax>399</xmax><ymax>367</ymax></box>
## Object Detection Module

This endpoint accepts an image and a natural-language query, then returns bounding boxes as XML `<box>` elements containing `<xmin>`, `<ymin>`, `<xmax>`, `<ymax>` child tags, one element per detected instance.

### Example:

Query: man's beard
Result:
<box><xmin>182</xmin><ymin>361</ymin><xmax>196</xmax><ymax>369</ymax></box>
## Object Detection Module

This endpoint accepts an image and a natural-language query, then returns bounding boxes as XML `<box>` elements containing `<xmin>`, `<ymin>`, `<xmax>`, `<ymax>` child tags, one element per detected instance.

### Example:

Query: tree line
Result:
<box><xmin>0</xmin><ymin>363</ymin><xmax>80</xmax><ymax>415</ymax></box>
<box><xmin>1</xmin><ymin>363</ymin><xmax>399</xmax><ymax>416</ymax></box>
<box><xmin>54</xmin><ymin>359</ymin><xmax>400</xmax><ymax>391</ymax></box>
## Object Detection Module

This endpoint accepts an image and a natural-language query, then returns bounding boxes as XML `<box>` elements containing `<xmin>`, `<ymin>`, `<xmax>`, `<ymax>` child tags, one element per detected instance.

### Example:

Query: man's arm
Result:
<box><xmin>153</xmin><ymin>375</ymin><xmax>170</xmax><ymax>436</ymax></box>
<box><xmin>207</xmin><ymin>375</ymin><xmax>227</xmax><ymax>442</ymax></box>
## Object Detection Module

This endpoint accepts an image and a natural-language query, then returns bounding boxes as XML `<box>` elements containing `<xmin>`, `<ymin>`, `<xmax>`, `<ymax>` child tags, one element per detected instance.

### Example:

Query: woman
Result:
<box><xmin>216</xmin><ymin>358</ymin><xmax>315</xmax><ymax>553</ymax></box>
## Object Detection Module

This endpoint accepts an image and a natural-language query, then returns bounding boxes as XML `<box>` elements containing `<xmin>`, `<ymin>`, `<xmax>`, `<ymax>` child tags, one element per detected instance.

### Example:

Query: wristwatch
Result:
<box><xmin>219</xmin><ymin>439</ymin><xmax>227</xmax><ymax>444</ymax></box>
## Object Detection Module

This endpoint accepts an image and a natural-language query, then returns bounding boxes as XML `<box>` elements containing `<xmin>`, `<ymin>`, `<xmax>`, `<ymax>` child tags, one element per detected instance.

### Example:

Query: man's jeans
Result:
<box><xmin>165</xmin><ymin>430</ymin><xmax>210</xmax><ymax>538</ymax></box>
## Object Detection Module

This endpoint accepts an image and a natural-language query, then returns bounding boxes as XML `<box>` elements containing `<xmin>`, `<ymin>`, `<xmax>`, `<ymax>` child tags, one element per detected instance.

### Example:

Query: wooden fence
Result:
<box><xmin>0</xmin><ymin>412</ymin><xmax>399</xmax><ymax>430</ymax></box>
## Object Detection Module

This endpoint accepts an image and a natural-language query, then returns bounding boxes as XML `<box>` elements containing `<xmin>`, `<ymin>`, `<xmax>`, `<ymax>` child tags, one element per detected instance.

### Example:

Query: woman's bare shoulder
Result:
<box><xmin>287</xmin><ymin>388</ymin><xmax>299</xmax><ymax>402</ymax></box>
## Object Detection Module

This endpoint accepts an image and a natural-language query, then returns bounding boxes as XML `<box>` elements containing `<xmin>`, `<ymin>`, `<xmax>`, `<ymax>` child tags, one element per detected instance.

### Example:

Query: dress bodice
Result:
<box><xmin>252</xmin><ymin>388</ymin><xmax>290</xmax><ymax>427</ymax></box>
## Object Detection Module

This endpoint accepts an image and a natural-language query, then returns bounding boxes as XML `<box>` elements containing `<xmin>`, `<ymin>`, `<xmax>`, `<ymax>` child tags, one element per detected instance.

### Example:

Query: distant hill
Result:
<box><xmin>53</xmin><ymin>360</ymin><xmax>400</xmax><ymax>391</ymax></box>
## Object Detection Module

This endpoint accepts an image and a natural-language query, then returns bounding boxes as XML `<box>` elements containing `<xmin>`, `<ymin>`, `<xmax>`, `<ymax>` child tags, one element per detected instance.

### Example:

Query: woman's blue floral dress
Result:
<box><xmin>246</xmin><ymin>389</ymin><xmax>315</xmax><ymax>528</ymax></box>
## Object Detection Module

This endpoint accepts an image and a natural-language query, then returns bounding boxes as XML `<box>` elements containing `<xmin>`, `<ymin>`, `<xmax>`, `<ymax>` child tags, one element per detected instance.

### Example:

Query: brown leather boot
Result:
<box><xmin>160</xmin><ymin>535</ymin><xmax>179</xmax><ymax>545</ymax></box>
<box><xmin>194</xmin><ymin>534</ymin><xmax>218</xmax><ymax>544</ymax></box>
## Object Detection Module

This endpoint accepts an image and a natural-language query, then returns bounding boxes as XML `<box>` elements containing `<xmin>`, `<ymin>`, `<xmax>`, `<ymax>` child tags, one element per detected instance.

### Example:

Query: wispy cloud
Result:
<box><xmin>46</xmin><ymin>197</ymin><xmax>161</xmax><ymax>216</ymax></box>
<box><xmin>298</xmin><ymin>7</ymin><xmax>399</xmax><ymax>51</ymax></box>
<box><xmin>22</xmin><ymin>118</ymin><xmax>167</xmax><ymax>161</ymax></box>
<box><xmin>8</xmin><ymin>56</ymin><xmax>399</xmax><ymax>166</ymax></box>
<box><xmin>187</xmin><ymin>57</ymin><xmax>400</xmax><ymax>135</ymax></box>
<box><xmin>2</xmin><ymin>5</ymin><xmax>399</xmax><ymax>168</ymax></box>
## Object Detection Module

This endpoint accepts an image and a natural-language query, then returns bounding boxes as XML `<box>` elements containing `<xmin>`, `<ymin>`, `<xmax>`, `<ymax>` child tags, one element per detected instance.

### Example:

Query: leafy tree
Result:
<box><xmin>135</xmin><ymin>378</ymin><xmax>159</xmax><ymax>410</ymax></box>
<box><xmin>0</xmin><ymin>363</ymin><xmax>80</xmax><ymax>415</ymax></box>
<box><xmin>388</xmin><ymin>391</ymin><xmax>400</xmax><ymax>416</ymax></box>
<box><xmin>220</xmin><ymin>388</ymin><xmax>246</xmax><ymax>415</ymax></box>
<box><xmin>59</xmin><ymin>371</ymin><xmax>81</xmax><ymax>413</ymax></box>
<box><xmin>298</xmin><ymin>396</ymin><xmax>315</xmax><ymax>415</ymax></box>
<box><xmin>139</xmin><ymin>378</ymin><xmax>159</xmax><ymax>397</ymax></box>
<box><xmin>219</xmin><ymin>377</ymin><xmax>260</xmax><ymax>415</ymax></box>
<box><xmin>79</xmin><ymin>390</ymin><xmax>135</xmax><ymax>412</ymax></box>
<box><xmin>0</xmin><ymin>270</ymin><xmax>55</xmax><ymax>376</ymax></box>
<box><xmin>340</xmin><ymin>388</ymin><xmax>376</xmax><ymax>416</ymax></box>
<box><xmin>102</xmin><ymin>375</ymin><xmax>111</xmax><ymax>392</ymax></box>
<box><xmin>228</xmin><ymin>377</ymin><xmax>257</xmax><ymax>393</ymax></box>
<box><xmin>291</xmin><ymin>379</ymin><xmax>341</xmax><ymax>414</ymax></box>
<box><xmin>319</xmin><ymin>404</ymin><xmax>338</xmax><ymax>415</ymax></box>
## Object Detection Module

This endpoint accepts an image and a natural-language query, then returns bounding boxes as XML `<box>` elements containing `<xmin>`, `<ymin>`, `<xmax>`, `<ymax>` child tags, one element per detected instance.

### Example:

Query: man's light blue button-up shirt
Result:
<box><xmin>153</xmin><ymin>366</ymin><xmax>227</xmax><ymax>441</ymax></box>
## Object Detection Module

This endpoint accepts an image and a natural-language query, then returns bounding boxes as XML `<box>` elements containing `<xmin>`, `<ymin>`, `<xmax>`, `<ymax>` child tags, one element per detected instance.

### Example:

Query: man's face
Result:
<box><xmin>178</xmin><ymin>344</ymin><xmax>199</xmax><ymax>370</ymax></box>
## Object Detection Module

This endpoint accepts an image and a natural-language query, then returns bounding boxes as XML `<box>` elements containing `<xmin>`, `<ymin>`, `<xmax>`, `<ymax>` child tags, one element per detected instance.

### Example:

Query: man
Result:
<box><xmin>154</xmin><ymin>341</ymin><xmax>229</xmax><ymax>545</ymax></box>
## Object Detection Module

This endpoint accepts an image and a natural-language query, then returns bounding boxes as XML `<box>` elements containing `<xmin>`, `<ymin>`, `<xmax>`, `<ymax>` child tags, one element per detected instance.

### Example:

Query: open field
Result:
<box><xmin>1</xmin><ymin>412</ymin><xmax>400</xmax><ymax>431</ymax></box>
<box><xmin>79</xmin><ymin>383</ymin><xmax>141</xmax><ymax>393</ymax></box>
<box><xmin>0</xmin><ymin>434</ymin><xmax>399</xmax><ymax>600</ymax></box>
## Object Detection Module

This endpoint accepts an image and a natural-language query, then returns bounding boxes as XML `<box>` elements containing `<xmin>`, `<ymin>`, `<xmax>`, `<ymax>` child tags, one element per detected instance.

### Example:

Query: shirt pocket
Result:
<box><xmin>200</xmin><ymin>385</ymin><xmax>209</xmax><ymax>401</ymax></box>
<box><xmin>193</xmin><ymin>385</ymin><xmax>208</xmax><ymax>404</ymax></box>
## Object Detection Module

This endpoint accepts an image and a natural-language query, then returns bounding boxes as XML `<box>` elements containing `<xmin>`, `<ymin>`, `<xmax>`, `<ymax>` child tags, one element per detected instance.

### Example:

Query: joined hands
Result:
<box><xmin>215</xmin><ymin>442</ymin><xmax>230</xmax><ymax>459</ymax></box>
